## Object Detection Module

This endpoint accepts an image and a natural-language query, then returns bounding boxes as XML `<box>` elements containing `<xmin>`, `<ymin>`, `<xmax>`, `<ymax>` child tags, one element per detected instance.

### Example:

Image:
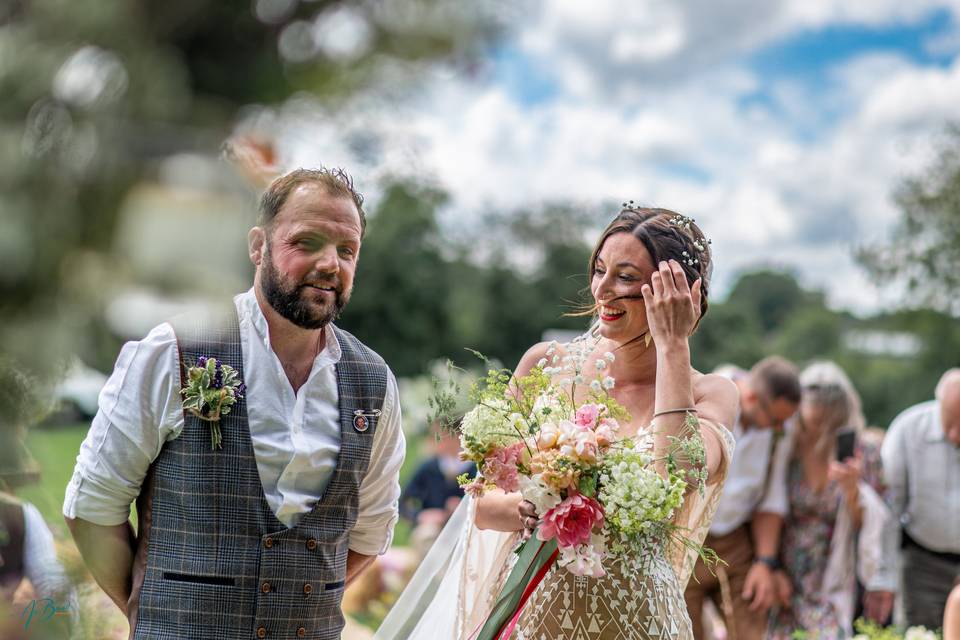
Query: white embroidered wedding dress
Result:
<box><xmin>374</xmin><ymin>421</ymin><xmax>734</xmax><ymax>640</ymax></box>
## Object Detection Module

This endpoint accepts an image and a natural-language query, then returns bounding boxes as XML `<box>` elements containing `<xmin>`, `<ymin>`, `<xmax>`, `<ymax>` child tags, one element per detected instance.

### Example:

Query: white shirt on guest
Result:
<box><xmin>707</xmin><ymin>365</ymin><xmax>791</xmax><ymax>537</ymax></box>
<box><xmin>63</xmin><ymin>289</ymin><xmax>405</xmax><ymax>556</ymax></box>
<box><xmin>709</xmin><ymin>418</ymin><xmax>792</xmax><ymax>536</ymax></box>
<box><xmin>881</xmin><ymin>400</ymin><xmax>960</xmax><ymax>554</ymax></box>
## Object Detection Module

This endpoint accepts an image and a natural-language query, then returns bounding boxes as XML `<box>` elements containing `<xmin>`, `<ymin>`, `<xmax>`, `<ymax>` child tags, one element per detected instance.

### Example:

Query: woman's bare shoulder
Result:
<box><xmin>693</xmin><ymin>372</ymin><xmax>740</xmax><ymax>421</ymax></box>
<box><xmin>514</xmin><ymin>342</ymin><xmax>553</xmax><ymax>378</ymax></box>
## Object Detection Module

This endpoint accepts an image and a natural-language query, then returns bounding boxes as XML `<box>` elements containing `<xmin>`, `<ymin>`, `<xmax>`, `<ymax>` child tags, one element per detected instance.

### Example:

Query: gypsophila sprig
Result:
<box><xmin>180</xmin><ymin>356</ymin><xmax>245</xmax><ymax>450</ymax></box>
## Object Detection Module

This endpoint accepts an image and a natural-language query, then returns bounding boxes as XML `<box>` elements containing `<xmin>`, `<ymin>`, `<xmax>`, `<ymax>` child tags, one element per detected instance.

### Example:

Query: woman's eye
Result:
<box><xmin>594</xmin><ymin>268</ymin><xmax>606</xmax><ymax>276</ymax></box>
<box><xmin>338</xmin><ymin>247</ymin><xmax>355</xmax><ymax>257</ymax></box>
<box><xmin>619</xmin><ymin>274</ymin><xmax>634</xmax><ymax>281</ymax></box>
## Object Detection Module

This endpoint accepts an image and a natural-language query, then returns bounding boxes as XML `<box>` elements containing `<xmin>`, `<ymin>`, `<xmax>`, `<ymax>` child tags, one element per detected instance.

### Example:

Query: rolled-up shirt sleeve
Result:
<box><xmin>755</xmin><ymin>427</ymin><xmax>793</xmax><ymax>517</ymax></box>
<box><xmin>63</xmin><ymin>323</ymin><xmax>184</xmax><ymax>526</ymax></box>
<box><xmin>348</xmin><ymin>371</ymin><xmax>405</xmax><ymax>555</ymax></box>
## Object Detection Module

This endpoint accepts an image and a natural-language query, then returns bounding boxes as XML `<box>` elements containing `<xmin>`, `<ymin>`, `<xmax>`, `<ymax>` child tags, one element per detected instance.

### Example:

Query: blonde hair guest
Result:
<box><xmin>767</xmin><ymin>361</ymin><xmax>895</xmax><ymax>639</ymax></box>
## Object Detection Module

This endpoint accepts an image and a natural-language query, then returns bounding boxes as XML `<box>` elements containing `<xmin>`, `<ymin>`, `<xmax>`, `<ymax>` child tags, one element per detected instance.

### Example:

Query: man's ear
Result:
<box><xmin>249</xmin><ymin>227</ymin><xmax>266</xmax><ymax>266</ymax></box>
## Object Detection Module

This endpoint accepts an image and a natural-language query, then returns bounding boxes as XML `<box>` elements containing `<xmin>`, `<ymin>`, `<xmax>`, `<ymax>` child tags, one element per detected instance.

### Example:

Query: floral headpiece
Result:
<box><xmin>620</xmin><ymin>203</ymin><xmax>713</xmax><ymax>268</ymax></box>
<box><xmin>668</xmin><ymin>214</ymin><xmax>712</xmax><ymax>267</ymax></box>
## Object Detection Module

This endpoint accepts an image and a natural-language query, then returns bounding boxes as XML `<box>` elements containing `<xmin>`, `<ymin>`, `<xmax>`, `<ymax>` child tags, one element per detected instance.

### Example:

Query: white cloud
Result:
<box><xmin>280</xmin><ymin>1</ymin><xmax>960</xmax><ymax>312</ymax></box>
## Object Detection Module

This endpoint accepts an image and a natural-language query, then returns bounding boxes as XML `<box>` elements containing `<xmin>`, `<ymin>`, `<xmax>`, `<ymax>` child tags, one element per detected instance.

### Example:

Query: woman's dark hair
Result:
<box><xmin>587</xmin><ymin>207</ymin><xmax>713</xmax><ymax>331</ymax></box>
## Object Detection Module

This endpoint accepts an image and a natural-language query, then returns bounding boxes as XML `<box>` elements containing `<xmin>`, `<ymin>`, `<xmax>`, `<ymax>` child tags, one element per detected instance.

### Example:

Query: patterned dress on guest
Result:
<box><xmin>766</xmin><ymin>439</ymin><xmax>884</xmax><ymax>640</ymax></box>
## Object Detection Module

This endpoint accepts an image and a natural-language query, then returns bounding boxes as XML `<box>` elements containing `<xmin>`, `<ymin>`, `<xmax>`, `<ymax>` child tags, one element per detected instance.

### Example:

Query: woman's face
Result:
<box><xmin>590</xmin><ymin>232</ymin><xmax>655</xmax><ymax>342</ymax></box>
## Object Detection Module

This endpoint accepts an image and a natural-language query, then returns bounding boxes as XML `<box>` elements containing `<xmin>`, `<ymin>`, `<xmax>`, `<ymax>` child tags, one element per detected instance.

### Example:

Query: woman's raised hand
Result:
<box><xmin>640</xmin><ymin>259</ymin><xmax>702</xmax><ymax>346</ymax></box>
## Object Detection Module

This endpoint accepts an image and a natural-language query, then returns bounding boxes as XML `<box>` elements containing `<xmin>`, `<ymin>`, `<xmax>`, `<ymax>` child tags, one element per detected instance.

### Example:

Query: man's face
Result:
<box><xmin>253</xmin><ymin>183</ymin><xmax>362</xmax><ymax>330</ymax></box>
<box><xmin>745</xmin><ymin>383</ymin><xmax>798</xmax><ymax>430</ymax></box>
<box><xmin>941</xmin><ymin>385</ymin><xmax>960</xmax><ymax>447</ymax></box>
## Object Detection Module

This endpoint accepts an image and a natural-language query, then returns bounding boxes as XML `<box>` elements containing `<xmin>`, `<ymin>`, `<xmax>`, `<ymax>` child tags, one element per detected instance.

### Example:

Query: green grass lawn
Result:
<box><xmin>16</xmin><ymin>423</ymin><xmax>89</xmax><ymax>537</ymax></box>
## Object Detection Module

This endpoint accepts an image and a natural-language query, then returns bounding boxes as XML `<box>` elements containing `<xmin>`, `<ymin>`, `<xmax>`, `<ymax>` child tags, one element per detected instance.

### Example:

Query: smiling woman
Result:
<box><xmin>377</xmin><ymin>204</ymin><xmax>738</xmax><ymax>640</ymax></box>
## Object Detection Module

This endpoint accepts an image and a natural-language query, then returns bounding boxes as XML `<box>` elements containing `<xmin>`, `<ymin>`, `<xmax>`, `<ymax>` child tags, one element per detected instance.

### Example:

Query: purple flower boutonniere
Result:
<box><xmin>180</xmin><ymin>356</ymin><xmax>246</xmax><ymax>449</ymax></box>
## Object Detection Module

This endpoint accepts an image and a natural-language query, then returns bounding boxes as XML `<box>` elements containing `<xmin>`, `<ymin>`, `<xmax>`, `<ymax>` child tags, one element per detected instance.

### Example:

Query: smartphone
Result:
<box><xmin>835</xmin><ymin>430</ymin><xmax>856</xmax><ymax>461</ymax></box>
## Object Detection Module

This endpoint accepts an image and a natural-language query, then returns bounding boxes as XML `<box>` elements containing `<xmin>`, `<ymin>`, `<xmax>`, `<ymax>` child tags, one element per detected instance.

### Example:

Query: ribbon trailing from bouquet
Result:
<box><xmin>469</xmin><ymin>534</ymin><xmax>559</xmax><ymax>640</ymax></box>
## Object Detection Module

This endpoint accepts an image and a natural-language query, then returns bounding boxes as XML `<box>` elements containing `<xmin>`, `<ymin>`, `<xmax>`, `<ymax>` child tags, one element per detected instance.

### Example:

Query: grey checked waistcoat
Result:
<box><xmin>129</xmin><ymin>311</ymin><xmax>388</xmax><ymax>640</ymax></box>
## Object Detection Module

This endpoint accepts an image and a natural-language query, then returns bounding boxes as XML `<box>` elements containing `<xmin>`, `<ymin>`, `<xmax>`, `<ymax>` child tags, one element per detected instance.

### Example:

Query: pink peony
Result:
<box><xmin>575</xmin><ymin>404</ymin><xmax>603</xmax><ymax>429</ymax></box>
<box><xmin>482</xmin><ymin>442</ymin><xmax>524</xmax><ymax>492</ymax></box>
<box><xmin>537</xmin><ymin>493</ymin><xmax>605</xmax><ymax>548</ymax></box>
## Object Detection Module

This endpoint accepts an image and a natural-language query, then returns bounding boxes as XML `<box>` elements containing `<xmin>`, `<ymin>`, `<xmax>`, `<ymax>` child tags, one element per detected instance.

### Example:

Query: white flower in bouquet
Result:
<box><xmin>518</xmin><ymin>473</ymin><xmax>562</xmax><ymax>515</ymax></box>
<box><xmin>530</xmin><ymin>389</ymin><xmax>568</xmax><ymax>426</ymax></box>
<box><xmin>599</xmin><ymin>443</ymin><xmax>686</xmax><ymax>536</ymax></box>
<box><xmin>557</xmin><ymin>532</ymin><xmax>607</xmax><ymax>578</ymax></box>
<box><xmin>904</xmin><ymin>627</ymin><xmax>938</xmax><ymax>640</ymax></box>
<box><xmin>460</xmin><ymin>398</ymin><xmax>523</xmax><ymax>457</ymax></box>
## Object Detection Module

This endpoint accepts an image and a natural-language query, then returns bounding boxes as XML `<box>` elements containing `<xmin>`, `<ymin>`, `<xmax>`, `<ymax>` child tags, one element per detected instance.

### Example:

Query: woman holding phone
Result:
<box><xmin>767</xmin><ymin>361</ymin><xmax>893</xmax><ymax>639</ymax></box>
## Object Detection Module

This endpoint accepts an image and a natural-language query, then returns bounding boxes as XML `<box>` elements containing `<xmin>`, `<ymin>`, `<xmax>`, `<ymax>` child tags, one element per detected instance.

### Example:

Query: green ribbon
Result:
<box><xmin>473</xmin><ymin>533</ymin><xmax>558</xmax><ymax>640</ymax></box>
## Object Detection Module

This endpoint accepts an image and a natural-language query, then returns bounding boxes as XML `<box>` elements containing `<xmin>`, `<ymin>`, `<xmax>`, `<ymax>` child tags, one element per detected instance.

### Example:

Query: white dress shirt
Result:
<box><xmin>64</xmin><ymin>289</ymin><xmax>405</xmax><ymax>555</ymax></box>
<box><xmin>709</xmin><ymin>416</ymin><xmax>792</xmax><ymax>536</ymax></box>
<box><xmin>881</xmin><ymin>400</ymin><xmax>960</xmax><ymax>554</ymax></box>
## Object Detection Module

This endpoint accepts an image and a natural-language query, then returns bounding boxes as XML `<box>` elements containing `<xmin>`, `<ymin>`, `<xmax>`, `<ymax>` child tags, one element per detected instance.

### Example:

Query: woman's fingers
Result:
<box><xmin>651</xmin><ymin>270</ymin><xmax>664</xmax><ymax>299</ymax></box>
<box><xmin>691</xmin><ymin>278</ymin><xmax>702</xmax><ymax>314</ymax></box>
<box><xmin>658</xmin><ymin>261</ymin><xmax>677</xmax><ymax>295</ymax></box>
<box><xmin>669</xmin><ymin>260</ymin><xmax>690</xmax><ymax>295</ymax></box>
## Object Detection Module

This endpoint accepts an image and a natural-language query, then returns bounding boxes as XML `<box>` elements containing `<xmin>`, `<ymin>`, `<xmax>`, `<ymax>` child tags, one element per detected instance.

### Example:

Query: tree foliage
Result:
<box><xmin>857</xmin><ymin>124</ymin><xmax>960</xmax><ymax>314</ymax></box>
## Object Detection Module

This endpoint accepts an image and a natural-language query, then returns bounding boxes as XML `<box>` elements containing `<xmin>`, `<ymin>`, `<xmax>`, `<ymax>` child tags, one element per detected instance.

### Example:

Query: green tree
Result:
<box><xmin>0</xmin><ymin>1</ymin><xmax>498</xmax><ymax>481</ymax></box>
<box><xmin>339</xmin><ymin>181</ymin><xmax>455</xmax><ymax>377</ymax></box>
<box><xmin>857</xmin><ymin>124</ymin><xmax>960</xmax><ymax>314</ymax></box>
<box><xmin>724</xmin><ymin>269</ymin><xmax>822</xmax><ymax>335</ymax></box>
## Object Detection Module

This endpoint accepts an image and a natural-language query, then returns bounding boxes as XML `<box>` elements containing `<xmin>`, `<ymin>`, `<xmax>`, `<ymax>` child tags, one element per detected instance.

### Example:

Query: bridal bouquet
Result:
<box><xmin>431</xmin><ymin>335</ymin><xmax>713</xmax><ymax>640</ymax></box>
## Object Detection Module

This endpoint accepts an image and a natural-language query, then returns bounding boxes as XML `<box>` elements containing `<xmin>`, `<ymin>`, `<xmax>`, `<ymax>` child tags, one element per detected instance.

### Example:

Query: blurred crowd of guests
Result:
<box><xmin>682</xmin><ymin>358</ymin><xmax>960</xmax><ymax>639</ymax></box>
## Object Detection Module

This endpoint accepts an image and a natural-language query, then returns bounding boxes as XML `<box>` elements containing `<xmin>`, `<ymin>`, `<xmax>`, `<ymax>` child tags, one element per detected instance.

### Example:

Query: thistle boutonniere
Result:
<box><xmin>180</xmin><ymin>356</ymin><xmax>246</xmax><ymax>449</ymax></box>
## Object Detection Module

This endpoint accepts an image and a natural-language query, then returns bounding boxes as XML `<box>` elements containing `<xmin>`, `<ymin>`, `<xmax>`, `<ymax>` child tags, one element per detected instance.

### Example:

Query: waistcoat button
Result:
<box><xmin>256</xmin><ymin>627</ymin><xmax>267</xmax><ymax>638</ymax></box>
<box><xmin>306</xmin><ymin>538</ymin><xmax>317</xmax><ymax>550</ymax></box>
<box><xmin>303</xmin><ymin>583</ymin><xmax>313</xmax><ymax>595</ymax></box>
<box><xmin>261</xmin><ymin>582</ymin><xmax>271</xmax><ymax>593</ymax></box>
<box><xmin>264</xmin><ymin>537</ymin><xmax>273</xmax><ymax>549</ymax></box>
<box><xmin>297</xmin><ymin>627</ymin><xmax>306</xmax><ymax>638</ymax></box>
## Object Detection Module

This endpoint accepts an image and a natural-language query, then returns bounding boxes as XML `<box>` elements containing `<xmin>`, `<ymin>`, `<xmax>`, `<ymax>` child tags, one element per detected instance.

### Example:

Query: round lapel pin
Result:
<box><xmin>353</xmin><ymin>414</ymin><xmax>368</xmax><ymax>432</ymax></box>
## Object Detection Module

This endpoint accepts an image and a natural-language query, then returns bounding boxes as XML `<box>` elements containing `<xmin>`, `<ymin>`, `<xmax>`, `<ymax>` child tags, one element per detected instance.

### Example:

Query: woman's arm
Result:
<box><xmin>644</xmin><ymin>261</ymin><xmax>738</xmax><ymax>482</ymax></box>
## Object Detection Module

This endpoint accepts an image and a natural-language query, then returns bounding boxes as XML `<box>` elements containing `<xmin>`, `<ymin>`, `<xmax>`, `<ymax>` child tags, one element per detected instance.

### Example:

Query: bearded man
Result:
<box><xmin>65</xmin><ymin>169</ymin><xmax>405</xmax><ymax>640</ymax></box>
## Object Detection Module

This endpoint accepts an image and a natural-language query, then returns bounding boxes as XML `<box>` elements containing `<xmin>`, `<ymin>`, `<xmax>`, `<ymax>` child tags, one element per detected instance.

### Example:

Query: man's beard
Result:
<box><xmin>260</xmin><ymin>248</ymin><xmax>350</xmax><ymax>330</ymax></box>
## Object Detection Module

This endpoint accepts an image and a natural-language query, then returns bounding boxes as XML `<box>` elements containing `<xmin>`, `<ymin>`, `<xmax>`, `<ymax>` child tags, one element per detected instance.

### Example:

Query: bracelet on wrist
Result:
<box><xmin>652</xmin><ymin>407</ymin><xmax>698</xmax><ymax>418</ymax></box>
<box><xmin>753</xmin><ymin>555</ymin><xmax>780</xmax><ymax>570</ymax></box>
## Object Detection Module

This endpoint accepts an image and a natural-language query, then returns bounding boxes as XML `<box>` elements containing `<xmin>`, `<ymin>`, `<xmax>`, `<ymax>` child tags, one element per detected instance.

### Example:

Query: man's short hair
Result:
<box><xmin>750</xmin><ymin>356</ymin><xmax>802</xmax><ymax>404</ymax></box>
<box><xmin>259</xmin><ymin>168</ymin><xmax>367</xmax><ymax>238</ymax></box>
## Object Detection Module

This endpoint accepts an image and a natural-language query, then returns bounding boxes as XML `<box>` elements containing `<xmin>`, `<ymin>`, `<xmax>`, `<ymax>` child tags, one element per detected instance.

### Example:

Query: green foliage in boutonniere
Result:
<box><xmin>180</xmin><ymin>356</ymin><xmax>245</xmax><ymax>449</ymax></box>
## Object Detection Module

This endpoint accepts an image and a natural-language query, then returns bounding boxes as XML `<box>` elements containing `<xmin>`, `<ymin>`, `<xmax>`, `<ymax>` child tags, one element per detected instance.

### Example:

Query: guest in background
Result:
<box><xmin>685</xmin><ymin>356</ymin><xmax>801</xmax><ymax>640</ymax></box>
<box><xmin>882</xmin><ymin>368</ymin><xmax>960</xmax><ymax>629</ymax></box>
<box><xmin>400</xmin><ymin>419</ymin><xmax>475</xmax><ymax>558</ymax></box>
<box><xmin>768</xmin><ymin>361</ymin><xmax>894</xmax><ymax>639</ymax></box>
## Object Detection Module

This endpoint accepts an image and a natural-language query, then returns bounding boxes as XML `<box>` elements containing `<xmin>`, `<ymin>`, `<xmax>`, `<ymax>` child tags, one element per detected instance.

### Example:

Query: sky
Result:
<box><xmin>278</xmin><ymin>0</ymin><xmax>960</xmax><ymax>313</ymax></box>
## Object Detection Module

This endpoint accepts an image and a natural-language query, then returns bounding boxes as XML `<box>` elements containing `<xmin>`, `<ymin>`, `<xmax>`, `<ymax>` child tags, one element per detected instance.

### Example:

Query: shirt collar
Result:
<box><xmin>236</xmin><ymin>288</ymin><xmax>342</xmax><ymax>368</ymax></box>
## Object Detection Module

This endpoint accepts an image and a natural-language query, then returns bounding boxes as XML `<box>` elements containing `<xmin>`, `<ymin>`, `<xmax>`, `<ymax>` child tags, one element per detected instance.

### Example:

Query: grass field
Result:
<box><xmin>16</xmin><ymin>423</ymin><xmax>88</xmax><ymax>537</ymax></box>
